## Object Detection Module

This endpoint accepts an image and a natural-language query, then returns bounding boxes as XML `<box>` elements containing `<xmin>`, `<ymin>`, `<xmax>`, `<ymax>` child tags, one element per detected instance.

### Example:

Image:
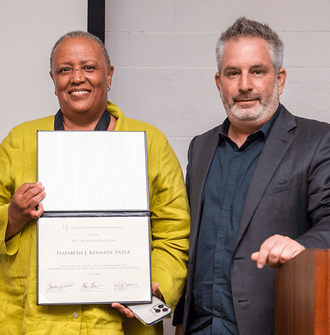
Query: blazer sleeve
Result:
<box><xmin>296</xmin><ymin>128</ymin><xmax>330</xmax><ymax>247</ymax></box>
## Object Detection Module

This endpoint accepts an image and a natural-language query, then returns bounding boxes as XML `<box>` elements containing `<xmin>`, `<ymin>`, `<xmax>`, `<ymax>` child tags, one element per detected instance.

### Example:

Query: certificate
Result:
<box><xmin>37</xmin><ymin>131</ymin><xmax>151</xmax><ymax>305</ymax></box>
<box><xmin>37</xmin><ymin>216</ymin><xmax>151</xmax><ymax>305</ymax></box>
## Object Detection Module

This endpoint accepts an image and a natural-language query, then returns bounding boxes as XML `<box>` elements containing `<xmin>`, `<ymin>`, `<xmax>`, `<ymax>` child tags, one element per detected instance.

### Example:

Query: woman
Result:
<box><xmin>0</xmin><ymin>31</ymin><xmax>190</xmax><ymax>335</ymax></box>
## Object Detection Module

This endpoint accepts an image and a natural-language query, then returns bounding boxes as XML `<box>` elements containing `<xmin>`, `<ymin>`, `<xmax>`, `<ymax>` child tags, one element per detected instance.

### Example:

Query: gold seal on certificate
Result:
<box><xmin>37</xmin><ymin>132</ymin><xmax>151</xmax><ymax>305</ymax></box>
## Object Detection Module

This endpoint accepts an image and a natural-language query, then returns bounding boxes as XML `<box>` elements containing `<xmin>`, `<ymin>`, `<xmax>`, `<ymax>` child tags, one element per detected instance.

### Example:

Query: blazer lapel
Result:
<box><xmin>235</xmin><ymin>106</ymin><xmax>297</xmax><ymax>247</ymax></box>
<box><xmin>188</xmin><ymin>126</ymin><xmax>220</xmax><ymax>261</ymax></box>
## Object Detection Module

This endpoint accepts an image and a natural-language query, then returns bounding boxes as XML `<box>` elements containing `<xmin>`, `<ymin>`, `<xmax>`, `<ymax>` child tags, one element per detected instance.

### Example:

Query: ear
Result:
<box><xmin>277</xmin><ymin>68</ymin><xmax>287</xmax><ymax>95</ymax></box>
<box><xmin>107</xmin><ymin>66</ymin><xmax>114</xmax><ymax>88</ymax></box>
<box><xmin>215</xmin><ymin>72</ymin><xmax>222</xmax><ymax>98</ymax></box>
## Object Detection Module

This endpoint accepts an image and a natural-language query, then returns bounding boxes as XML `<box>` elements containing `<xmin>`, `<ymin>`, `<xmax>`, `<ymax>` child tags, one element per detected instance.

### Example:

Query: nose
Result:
<box><xmin>71</xmin><ymin>68</ymin><xmax>86</xmax><ymax>84</ymax></box>
<box><xmin>238</xmin><ymin>72</ymin><xmax>253</xmax><ymax>93</ymax></box>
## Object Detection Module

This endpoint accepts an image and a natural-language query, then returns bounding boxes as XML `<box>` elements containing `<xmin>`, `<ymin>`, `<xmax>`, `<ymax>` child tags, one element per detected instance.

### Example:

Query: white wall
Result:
<box><xmin>105</xmin><ymin>0</ymin><xmax>330</xmax><ymax>174</ymax></box>
<box><xmin>105</xmin><ymin>1</ymin><xmax>330</xmax><ymax>334</ymax></box>
<box><xmin>0</xmin><ymin>0</ymin><xmax>87</xmax><ymax>142</ymax></box>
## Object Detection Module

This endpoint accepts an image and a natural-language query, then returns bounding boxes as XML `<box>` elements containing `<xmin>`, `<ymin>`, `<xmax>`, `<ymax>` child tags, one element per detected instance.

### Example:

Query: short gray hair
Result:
<box><xmin>50</xmin><ymin>31</ymin><xmax>111</xmax><ymax>70</ymax></box>
<box><xmin>216</xmin><ymin>17</ymin><xmax>284</xmax><ymax>74</ymax></box>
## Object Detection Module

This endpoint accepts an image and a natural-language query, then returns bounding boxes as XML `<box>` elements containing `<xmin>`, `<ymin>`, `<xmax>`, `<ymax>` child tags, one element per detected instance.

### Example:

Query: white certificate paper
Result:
<box><xmin>37</xmin><ymin>216</ymin><xmax>151</xmax><ymax>305</ymax></box>
<box><xmin>37</xmin><ymin>131</ymin><xmax>149</xmax><ymax>212</ymax></box>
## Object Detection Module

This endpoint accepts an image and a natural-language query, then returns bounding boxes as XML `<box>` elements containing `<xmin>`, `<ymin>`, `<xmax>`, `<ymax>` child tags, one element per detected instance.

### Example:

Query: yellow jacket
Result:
<box><xmin>0</xmin><ymin>102</ymin><xmax>190</xmax><ymax>334</ymax></box>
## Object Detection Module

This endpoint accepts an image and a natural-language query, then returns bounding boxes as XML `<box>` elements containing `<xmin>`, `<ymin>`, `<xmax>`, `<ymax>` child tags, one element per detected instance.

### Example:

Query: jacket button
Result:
<box><xmin>72</xmin><ymin>312</ymin><xmax>79</xmax><ymax>319</ymax></box>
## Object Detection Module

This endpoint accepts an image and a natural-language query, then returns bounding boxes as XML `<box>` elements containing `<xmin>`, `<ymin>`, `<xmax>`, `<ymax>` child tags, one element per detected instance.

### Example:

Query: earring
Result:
<box><xmin>107</xmin><ymin>86</ymin><xmax>111</xmax><ymax>91</ymax></box>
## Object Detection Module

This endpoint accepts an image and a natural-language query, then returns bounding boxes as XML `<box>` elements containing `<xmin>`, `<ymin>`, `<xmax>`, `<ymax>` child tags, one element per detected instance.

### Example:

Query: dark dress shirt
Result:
<box><xmin>187</xmin><ymin>107</ymin><xmax>280</xmax><ymax>335</ymax></box>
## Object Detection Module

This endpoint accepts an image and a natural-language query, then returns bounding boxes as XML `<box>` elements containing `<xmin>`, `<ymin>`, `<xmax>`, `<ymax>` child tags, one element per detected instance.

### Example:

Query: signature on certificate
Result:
<box><xmin>46</xmin><ymin>281</ymin><xmax>74</xmax><ymax>291</ymax></box>
<box><xmin>82</xmin><ymin>282</ymin><xmax>104</xmax><ymax>290</ymax></box>
<box><xmin>114</xmin><ymin>281</ymin><xmax>138</xmax><ymax>292</ymax></box>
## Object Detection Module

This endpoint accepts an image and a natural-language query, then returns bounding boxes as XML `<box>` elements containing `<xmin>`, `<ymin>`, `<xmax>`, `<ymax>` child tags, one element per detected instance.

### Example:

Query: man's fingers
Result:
<box><xmin>266</xmin><ymin>244</ymin><xmax>285</xmax><ymax>266</ymax></box>
<box><xmin>251</xmin><ymin>252</ymin><xmax>267</xmax><ymax>269</ymax></box>
<box><xmin>253</xmin><ymin>240</ymin><xmax>276</xmax><ymax>269</ymax></box>
<box><xmin>279</xmin><ymin>242</ymin><xmax>305</xmax><ymax>264</ymax></box>
<box><xmin>251</xmin><ymin>235</ymin><xmax>306</xmax><ymax>269</ymax></box>
<box><xmin>251</xmin><ymin>252</ymin><xmax>259</xmax><ymax>262</ymax></box>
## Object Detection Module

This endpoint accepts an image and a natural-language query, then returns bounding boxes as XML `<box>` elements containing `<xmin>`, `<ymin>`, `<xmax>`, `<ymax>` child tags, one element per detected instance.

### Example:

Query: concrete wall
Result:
<box><xmin>105</xmin><ymin>1</ymin><xmax>330</xmax><ymax>333</ymax></box>
<box><xmin>105</xmin><ymin>0</ymin><xmax>330</xmax><ymax>174</ymax></box>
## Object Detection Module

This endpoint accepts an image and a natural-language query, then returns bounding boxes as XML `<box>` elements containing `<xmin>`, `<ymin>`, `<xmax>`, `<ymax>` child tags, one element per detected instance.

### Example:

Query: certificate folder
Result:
<box><xmin>37</xmin><ymin>131</ymin><xmax>151</xmax><ymax>305</ymax></box>
<box><xmin>37</xmin><ymin>131</ymin><xmax>149</xmax><ymax>212</ymax></box>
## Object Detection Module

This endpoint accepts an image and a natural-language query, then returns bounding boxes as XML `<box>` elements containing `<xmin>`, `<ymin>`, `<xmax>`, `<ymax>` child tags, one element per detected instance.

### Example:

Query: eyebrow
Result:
<box><xmin>56</xmin><ymin>58</ymin><xmax>98</xmax><ymax>66</ymax></box>
<box><xmin>223</xmin><ymin>66</ymin><xmax>239</xmax><ymax>72</ymax></box>
<box><xmin>223</xmin><ymin>64</ymin><xmax>269</xmax><ymax>72</ymax></box>
<box><xmin>250</xmin><ymin>64</ymin><xmax>269</xmax><ymax>69</ymax></box>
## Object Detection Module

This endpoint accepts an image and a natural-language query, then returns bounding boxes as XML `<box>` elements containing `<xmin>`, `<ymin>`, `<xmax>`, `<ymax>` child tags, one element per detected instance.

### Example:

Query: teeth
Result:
<box><xmin>70</xmin><ymin>91</ymin><xmax>88</xmax><ymax>95</ymax></box>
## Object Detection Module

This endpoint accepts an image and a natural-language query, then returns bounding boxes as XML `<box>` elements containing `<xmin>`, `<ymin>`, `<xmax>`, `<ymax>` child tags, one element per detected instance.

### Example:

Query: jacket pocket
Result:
<box><xmin>264</xmin><ymin>171</ymin><xmax>302</xmax><ymax>195</ymax></box>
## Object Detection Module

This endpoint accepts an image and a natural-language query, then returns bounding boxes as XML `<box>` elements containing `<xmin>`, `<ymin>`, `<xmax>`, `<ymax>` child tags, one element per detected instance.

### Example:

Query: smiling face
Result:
<box><xmin>215</xmin><ymin>37</ymin><xmax>286</xmax><ymax>129</ymax></box>
<box><xmin>50</xmin><ymin>37</ymin><xmax>113</xmax><ymax>123</ymax></box>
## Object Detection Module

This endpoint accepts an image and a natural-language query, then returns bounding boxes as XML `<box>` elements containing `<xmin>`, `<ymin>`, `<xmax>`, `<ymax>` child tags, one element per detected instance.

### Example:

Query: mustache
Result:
<box><xmin>233</xmin><ymin>94</ymin><xmax>261</xmax><ymax>103</ymax></box>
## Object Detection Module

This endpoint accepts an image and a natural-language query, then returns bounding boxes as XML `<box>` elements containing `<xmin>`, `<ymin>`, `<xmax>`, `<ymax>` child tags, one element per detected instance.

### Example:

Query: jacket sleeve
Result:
<box><xmin>148</xmin><ymin>131</ymin><xmax>190</xmax><ymax>312</ymax></box>
<box><xmin>296</xmin><ymin>128</ymin><xmax>330</xmax><ymax>248</ymax></box>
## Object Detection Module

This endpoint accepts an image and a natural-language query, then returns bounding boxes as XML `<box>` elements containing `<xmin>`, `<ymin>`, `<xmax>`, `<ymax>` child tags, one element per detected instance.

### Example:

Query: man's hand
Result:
<box><xmin>111</xmin><ymin>283</ymin><xmax>161</xmax><ymax>318</ymax></box>
<box><xmin>251</xmin><ymin>234</ymin><xmax>305</xmax><ymax>269</ymax></box>
<box><xmin>6</xmin><ymin>182</ymin><xmax>46</xmax><ymax>240</ymax></box>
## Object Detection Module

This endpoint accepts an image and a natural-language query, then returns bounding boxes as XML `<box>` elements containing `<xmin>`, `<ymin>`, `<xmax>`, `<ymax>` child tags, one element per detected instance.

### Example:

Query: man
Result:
<box><xmin>174</xmin><ymin>17</ymin><xmax>330</xmax><ymax>335</ymax></box>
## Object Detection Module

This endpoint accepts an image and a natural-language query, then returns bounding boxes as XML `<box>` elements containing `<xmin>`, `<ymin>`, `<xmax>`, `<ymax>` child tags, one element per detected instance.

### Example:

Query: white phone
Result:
<box><xmin>126</xmin><ymin>295</ymin><xmax>172</xmax><ymax>326</ymax></box>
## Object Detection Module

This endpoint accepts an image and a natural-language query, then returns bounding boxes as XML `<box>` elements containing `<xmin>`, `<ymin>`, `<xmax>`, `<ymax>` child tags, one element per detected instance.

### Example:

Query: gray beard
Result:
<box><xmin>222</xmin><ymin>82</ymin><xmax>280</xmax><ymax>123</ymax></box>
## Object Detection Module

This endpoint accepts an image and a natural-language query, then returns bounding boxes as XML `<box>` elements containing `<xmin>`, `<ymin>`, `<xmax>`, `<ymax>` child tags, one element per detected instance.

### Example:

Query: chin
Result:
<box><xmin>67</xmin><ymin>103</ymin><xmax>93</xmax><ymax>113</ymax></box>
<box><xmin>230</xmin><ymin>107</ymin><xmax>263</xmax><ymax>121</ymax></box>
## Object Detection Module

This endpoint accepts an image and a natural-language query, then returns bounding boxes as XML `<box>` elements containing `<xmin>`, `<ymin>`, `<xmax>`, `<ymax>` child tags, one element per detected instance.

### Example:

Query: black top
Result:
<box><xmin>54</xmin><ymin>109</ymin><xmax>110</xmax><ymax>131</ymax></box>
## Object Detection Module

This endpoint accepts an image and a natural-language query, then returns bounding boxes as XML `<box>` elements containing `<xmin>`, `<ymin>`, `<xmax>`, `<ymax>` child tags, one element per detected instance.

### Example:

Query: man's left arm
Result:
<box><xmin>252</xmin><ymin>127</ymin><xmax>330</xmax><ymax>269</ymax></box>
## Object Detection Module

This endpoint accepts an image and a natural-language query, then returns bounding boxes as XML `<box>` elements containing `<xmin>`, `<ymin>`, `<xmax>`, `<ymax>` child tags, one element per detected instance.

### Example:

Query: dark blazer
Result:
<box><xmin>175</xmin><ymin>104</ymin><xmax>330</xmax><ymax>334</ymax></box>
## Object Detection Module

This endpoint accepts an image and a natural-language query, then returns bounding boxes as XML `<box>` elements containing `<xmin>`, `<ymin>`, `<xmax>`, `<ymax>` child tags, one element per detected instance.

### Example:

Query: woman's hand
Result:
<box><xmin>111</xmin><ymin>283</ymin><xmax>162</xmax><ymax>318</ymax></box>
<box><xmin>6</xmin><ymin>182</ymin><xmax>46</xmax><ymax>240</ymax></box>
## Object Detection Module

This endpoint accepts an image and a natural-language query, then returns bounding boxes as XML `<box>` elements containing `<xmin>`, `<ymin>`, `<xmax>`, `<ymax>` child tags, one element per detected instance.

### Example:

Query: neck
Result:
<box><xmin>228</xmin><ymin>120</ymin><xmax>266</xmax><ymax>147</ymax></box>
<box><xmin>227</xmin><ymin>109</ymin><xmax>276</xmax><ymax>147</ymax></box>
<box><xmin>62</xmin><ymin>113</ymin><xmax>116</xmax><ymax>131</ymax></box>
<box><xmin>227</xmin><ymin>125</ymin><xmax>248</xmax><ymax>147</ymax></box>
<box><xmin>62</xmin><ymin>110</ymin><xmax>105</xmax><ymax>131</ymax></box>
